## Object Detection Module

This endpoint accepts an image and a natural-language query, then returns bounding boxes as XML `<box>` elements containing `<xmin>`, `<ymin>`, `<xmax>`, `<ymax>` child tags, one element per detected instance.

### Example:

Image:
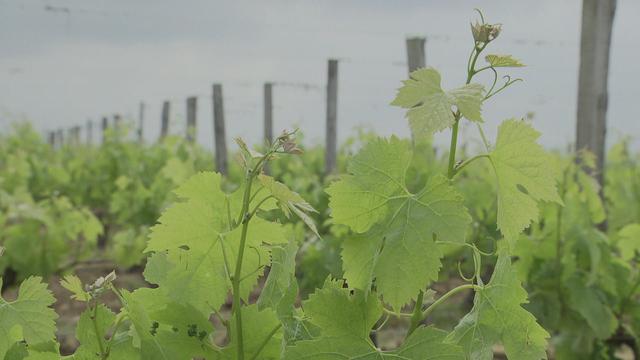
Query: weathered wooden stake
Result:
<box><xmin>325</xmin><ymin>59</ymin><xmax>339</xmax><ymax>175</ymax></box>
<box><xmin>264</xmin><ymin>82</ymin><xmax>274</xmax><ymax>145</ymax></box>
<box><xmin>138</xmin><ymin>102</ymin><xmax>145</xmax><ymax>143</ymax></box>
<box><xmin>576</xmin><ymin>0</ymin><xmax>617</xmax><ymax>187</ymax></box>
<box><xmin>113</xmin><ymin>114</ymin><xmax>122</xmax><ymax>129</ymax></box>
<box><xmin>406</xmin><ymin>37</ymin><xmax>426</xmax><ymax>73</ymax></box>
<box><xmin>186</xmin><ymin>96</ymin><xmax>197</xmax><ymax>142</ymax></box>
<box><xmin>48</xmin><ymin>131</ymin><xmax>55</xmax><ymax>147</ymax></box>
<box><xmin>212</xmin><ymin>84</ymin><xmax>228</xmax><ymax>175</ymax></box>
<box><xmin>101</xmin><ymin>117</ymin><xmax>109</xmax><ymax>143</ymax></box>
<box><xmin>406</xmin><ymin>37</ymin><xmax>427</xmax><ymax>145</ymax></box>
<box><xmin>86</xmin><ymin>120</ymin><xmax>93</xmax><ymax>145</ymax></box>
<box><xmin>160</xmin><ymin>101</ymin><xmax>170</xmax><ymax>140</ymax></box>
<box><xmin>57</xmin><ymin>129</ymin><xmax>64</xmax><ymax>146</ymax></box>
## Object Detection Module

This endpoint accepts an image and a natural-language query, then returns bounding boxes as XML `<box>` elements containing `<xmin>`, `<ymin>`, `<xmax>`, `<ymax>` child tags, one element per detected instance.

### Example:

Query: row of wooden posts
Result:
<box><xmin>45</xmin><ymin>0</ymin><xmax>614</xmax><ymax>185</ymax></box>
<box><xmin>48</xmin><ymin>37</ymin><xmax>427</xmax><ymax>176</ymax></box>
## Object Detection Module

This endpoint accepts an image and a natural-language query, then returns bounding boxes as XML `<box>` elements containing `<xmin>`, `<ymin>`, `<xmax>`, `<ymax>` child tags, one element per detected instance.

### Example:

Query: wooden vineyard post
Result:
<box><xmin>576</xmin><ymin>0</ymin><xmax>617</xmax><ymax>187</ymax></box>
<box><xmin>86</xmin><ymin>120</ymin><xmax>93</xmax><ymax>145</ymax></box>
<box><xmin>138</xmin><ymin>101</ymin><xmax>145</xmax><ymax>143</ymax></box>
<box><xmin>48</xmin><ymin>131</ymin><xmax>55</xmax><ymax>147</ymax></box>
<box><xmin>160</xmin><ymin>100</ymin><xmax>170</xmax><ymax>140</ymax></box>
<box><xmin>325</xmin><ymin>59</ymin><xmax>338</xmax><ymax>175</ymax></box>
<box><xmin>212</xmin><ymin>84</ymin><xmax>228</xmax><ymax>175</ymax></box>
<box><xmin>186</xmin><ymin>96</ymin><xmax>197</xmax><ymax>142</ymax></box>
<box><xmin>113</xmin><ymin>114</ymin><xmax>122</xmax><ymax>129</ymax></box>
<box><xmin>101</xmin><ymin>116</ymin><xmax>109</xmax><ymax>143</ymax></box>
<box><xmin>406</xmin><ymin>37</ymin><xmax>426</xmax><ymax>73</ymax></box>
<box><xmin>264</xmin><ymin>82</ymin><xmax>274</xmax><ymax>145</ymax></box>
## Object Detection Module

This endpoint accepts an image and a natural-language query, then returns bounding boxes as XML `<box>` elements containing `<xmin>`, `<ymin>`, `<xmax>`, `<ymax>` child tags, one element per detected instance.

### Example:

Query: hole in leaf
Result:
<box><xmin>516</xmin><ymin>184</ymin><xmax>529</xmax><ymax>195</ymax></box>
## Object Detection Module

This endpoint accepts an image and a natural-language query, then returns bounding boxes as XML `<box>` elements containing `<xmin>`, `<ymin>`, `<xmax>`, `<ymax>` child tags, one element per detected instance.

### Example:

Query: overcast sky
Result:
<box><xmin>1</xmin><ymin>0</ymin><xmax>638</xmax><ymax>151</ymax></box>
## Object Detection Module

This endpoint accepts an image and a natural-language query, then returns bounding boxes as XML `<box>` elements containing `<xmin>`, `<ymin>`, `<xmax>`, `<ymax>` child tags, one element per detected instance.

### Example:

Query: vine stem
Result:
<box><xmin>232</xmin><ymin>170</ymin><xmax>256</xmax><ymax>360</ymax></box>
<box><xmin>421</xmin><ymin>284</ymin><xmax>482</xmax><ymax>319</ymax></box>
<box><xmin>231</xmin><ymin>149</ymin><xmax>273</xmax><ymax>360</ymax></box>
<box><xmin>407</xmin><ymin>290</ymin><xmax>425</xmax><ymax>336</ymax></box>
<box><xmin>90</xmin><ymin>301</ymin><xmax>107</xmax><ymax>359</ymax></box>
<box><xmin>447</xmin><ymin>42</ymin><xmax>486</xmax><ymax>181</ymax></box>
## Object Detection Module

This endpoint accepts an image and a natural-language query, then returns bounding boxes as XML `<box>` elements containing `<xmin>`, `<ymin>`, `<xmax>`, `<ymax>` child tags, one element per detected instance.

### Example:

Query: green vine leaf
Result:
<box><xmin>327</xmin><ymin>137</ymin><xmax>471</xmax><ymax>309</ymax></box>
<box><xmin>73</xmin><ymin>304</ymin><xmax>115</xmax><ymax>358</ymax></box>
<box><xmin>617</xmin><ymin>224</ymin><xmax>640</xmax><ymax>261</ymax></box>
<box><xmin>485</xmin><ymin>54</ymin><xmax>525</xmax><ymax>67</ymax></box>
<box><xmin>447</xmin><ymin>248</ymin><xmax>549</xmax><ymax>360</ymax></box>
<box><xmin>0</xmin><ymin>277</ymin><xmax>57</xmax><ymax>359</ymax></box>
<box><xmin>258</xmin><ymin>174</ymin><xmax>319</xmax><ymax>236</ymax></box>
<box><xmin>489</xmin><ymin>119</ymin><xmax>562</xmax><ymax>245</ymax></box>
<box><xmin>303</xmin><ymin>279</ymin><xmax>382</xmax><ymax>339</ymax></box>
<box><xmin>391</xmin><ymin>67</ymin><xmax>484</xmax><ymax>137</ymax></box>
<box><xmin>122</xmin><ymin>288</ymin><xmax>217</xmax><ymax>359</ymax></box>
<box><xmin>144</xmin><ymin>171</ymin><xmax>286</xmax><ymax>314</ymax></box>
<box><xmin>284</xmin><ymin>326</ymin><xmax>464</xmax><ymax>359</ymax></box>
<box><xmin>224</xmin><ymin>305</ymin><xmax>284</xmax><ymax>360</ymax></box>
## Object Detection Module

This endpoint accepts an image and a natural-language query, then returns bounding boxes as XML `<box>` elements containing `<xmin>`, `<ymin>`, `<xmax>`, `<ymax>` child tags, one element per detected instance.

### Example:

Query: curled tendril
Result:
<box><xmin>458</xmin><ymin>261</ymin><xmax>476</xmax><ymax>282</ymax></box>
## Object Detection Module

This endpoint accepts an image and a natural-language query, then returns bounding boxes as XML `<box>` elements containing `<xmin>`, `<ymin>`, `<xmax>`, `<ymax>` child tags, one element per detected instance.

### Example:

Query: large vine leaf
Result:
<box><xmin>447</xmin><ymin>248</ymin><xmax>549</xmax><ymax>360</ymax></box>
<box><xmin>122</xmin><ymin>288</ymin><xmax>217</xmax><ymax>360</ymax></box>
<box><xmin>224</xmin><ymin>305</ymin><xmax>284</xmax><ymax>360</ymax></box>
<box><xmin>303</xmin><ymin>279</ymin><xmax>382</xmax><ymax>339</ymax></box>
<box><xmin>489</xmin><ymin>119</ymin><xmax>562</xmax><ymax>245</ymax></box>
<box><xmin>286</xmin><ymin>281</ymin><xmax>463</xmax><ymax>359</ymax></box>
<box><xmin>327</xmin><ymin>137</ymin><xmax>471</xmax><ymax>309</ymax></box>
<box><xmin>391</xmin><ymin>67</ymin><xmax>484</xmax><ymax>137</ymax></box>
<box><xmin>144</xmin><ymin>172</ymin><xmax>286</xmax><ymax>315</ymax></box>
<box><xmin>0</xmin><ymin>277</ymin><xmax>57</xmax><ymax>359</ymax></box>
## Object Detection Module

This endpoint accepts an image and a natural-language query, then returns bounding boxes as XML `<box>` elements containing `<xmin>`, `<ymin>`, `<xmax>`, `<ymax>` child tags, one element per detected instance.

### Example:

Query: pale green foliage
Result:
<box><xmin>285</xmin><ymin>280</ymin><xmax>463</xmax><ymax>359</ymax></box>
<box><xmin>489</xmin><ymin>119</ymin><xmax>562</xmax><ymax>245</ymax></box>
<box><xmin>145</xmin><ymin>171</ymin><xmax>287</xmax><ymax>314</ymax></box>
<box><xmin>448</xmin><ymin>249</ymin><xmax>549</xmax><ymax>360</ymax></box>
<box><xmin>122</xmin><ymin>288</ymin><xmax>216</xmax><ymax>359</ymax></box>
<box><xmin>60</xmin><ymin>275</ymin><xmax>89</xmax><ymax>302</ymax></box>
<box><xmin>391</xmin><ymin>68</ymin><xmax>484</xmax><ymax>137</ymax></box>
<box><xmin>73</xmin><ymin>305</ymin><xmax>115</xmax><ymax>358</ymax></box>
<box><xmin>0</xmin><ymin>277</ymin><xmax>57</xmax><ymax>359</ymax></box>
<box><xmin>566</xmin><ymin>281</ymin><xmax>618</xmax><ymax>339</ymax></box>
<box><xmin>258</xmin><ymin>174</ymin><xmax>319</xmax><ymax>236</ymax></box>
<box><xmin>617</xmin><ymin>224</ymin><xmax>640</xmax><ymax>261</ymax></box>
<box><xmin>303</xmin><ymin>279</ymin><xmax>382</xmax><ymax>339</ymax></box>
<box><xmin>484</xmin><ymin>54</ymin><xmax>525</xmax><ymax>67</ymax></box>
<box><xmin>327</xmin><ymin>137</ymin><xmax>471</xmax><ymax>308</ymax></box>
<box><xmin>225</xmin><ymin>305</ymin><xmax>284</xmax><ymax>359</ymax></box>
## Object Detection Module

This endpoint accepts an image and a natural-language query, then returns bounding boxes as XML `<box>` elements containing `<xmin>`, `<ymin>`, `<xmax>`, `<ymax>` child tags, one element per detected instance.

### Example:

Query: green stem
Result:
<box><xmin>248</xmin><ymin>323</ymin><xmax>282</xmax><ymax>360</ymax></box>
<box><xmin>407</xmin><ymin>290</ymin><xmax>425</xmax><ymax>336</ymax></box>
<box><xmin>452</xmin><ymin>154</ymin><xmax>489</xmax><ymax>178</ymax></box>
<box><xmin>448</xmin><ymin>42</ymin><xmax>487</xmax><ymax>180</ymax></box>
<box><xmin>421</xmin><ymin>284</ymin><xmax>481</xmax><ymax>319</ymax></box>
<box><xmin>104</xmin><ymin>315</ymin><xmax>124</xmax><ymax>358</ymax></box>
<box><xmin>232</xmin><ymin>172</ymin><xmax>255</xmax><ymax>360</ymax></box>
<box><xmin>447</xmin><ymin>115</ymin><xmax>461</xmax><ymax>179</ymax></box>
<box><xmin>90</xmin><ymin>302</ymin><xmax>107</xmax><ymax>359</ymax></box>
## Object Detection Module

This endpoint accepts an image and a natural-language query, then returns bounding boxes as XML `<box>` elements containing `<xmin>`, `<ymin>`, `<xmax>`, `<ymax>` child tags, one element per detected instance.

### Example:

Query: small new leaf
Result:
<box><xmin>60</xmin><ymin>275</ymin><xmax>89</xmax><ymax>302</ymax></box>
<box><xmin>391</xmin><ymin>68</ymin><xmax>484</xmax><ymax>137</ymax></box>
<box><xmin>485</xmin><ymin>54</ymin><xmax>525</xmax><ymax>67</ymax></box>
